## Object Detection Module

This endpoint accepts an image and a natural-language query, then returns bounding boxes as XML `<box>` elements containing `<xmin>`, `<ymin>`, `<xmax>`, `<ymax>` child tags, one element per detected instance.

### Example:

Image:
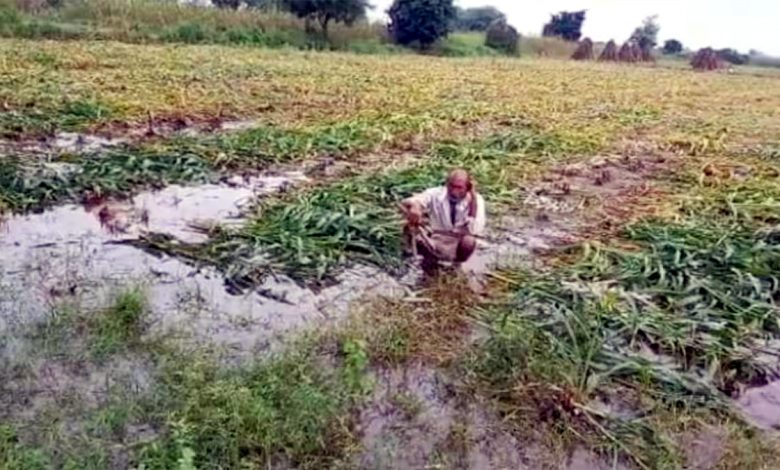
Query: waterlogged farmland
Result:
<box><xmin>2</xmin><ymin>38</ymin><xmax>780</xmax><ymax>469</ymax></box>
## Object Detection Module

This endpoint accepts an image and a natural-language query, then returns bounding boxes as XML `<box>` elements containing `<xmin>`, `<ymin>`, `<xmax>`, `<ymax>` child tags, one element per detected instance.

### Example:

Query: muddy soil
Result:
<box><xmin>736</xmin><ymin>380</ymin><xmax>780</xmax><ymax>430</ymax></box>
<box><xmin>356</xmin><ymin>363</ymin><xmax>529</xmax><ymax>469</ymax></box>
<box><xmin>1</xmin><ymin>354</ymin><xmax>152</xmax><ymax>423</ymax></box>
<box><xmin>679</xmin><ymin>425</ymin><xmax>729</xmax><ymax>470</ymax></box>
<box><xmin>356</xmin><ymin>363</ymin><xmax>632</xmax><ymax>470</ymax></box>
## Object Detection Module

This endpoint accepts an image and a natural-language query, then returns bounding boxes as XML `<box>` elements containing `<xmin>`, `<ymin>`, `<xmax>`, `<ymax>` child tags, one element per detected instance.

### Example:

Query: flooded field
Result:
<box><xmin>3</xmin><ymin>36</ymin><xmax>780</xmax><ymax>469</ymax></box>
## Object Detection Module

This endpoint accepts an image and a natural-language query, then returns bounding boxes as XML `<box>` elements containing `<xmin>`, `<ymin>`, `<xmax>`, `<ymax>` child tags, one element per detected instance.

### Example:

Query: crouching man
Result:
<box><xmin>400</xmin><ymin>169</ymin><xmax>486</xmax><ymax>275</ymax></box>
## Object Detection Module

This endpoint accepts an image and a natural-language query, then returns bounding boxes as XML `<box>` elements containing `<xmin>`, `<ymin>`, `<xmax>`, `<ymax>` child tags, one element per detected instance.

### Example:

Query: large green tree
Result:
<box><xmin>662</xmin><ymin>39</ymin><xmax>683</xmax><ymax>55</ymax></box>
<box><xmin>454</xmin><ymin>6</ymin><xmax>505</xmax><ymax>31</ymax></box>
<box><xmin>280</xmin><ymin>0</ymin><xmax>371</xmax><ymax>38</ymax></box>
<box><xmin>388</xmin><ymin>0</ymin><xmax>456</xmax><ymax>48</ymax></box>
<box><xmin>629</xmin><ymin>15</ymin><xmax>660</xmax><ymax>52</ymax></box>
<box><xmin>542</xmin><ymin>10</ymin><xmax>586</xmax><ymax>42</ymax></box>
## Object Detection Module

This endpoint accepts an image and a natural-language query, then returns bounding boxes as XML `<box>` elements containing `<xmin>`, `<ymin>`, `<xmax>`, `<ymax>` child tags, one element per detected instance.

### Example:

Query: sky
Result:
<box><xmin>368</xmin><ymin>0</ymin><xmax>780</xmax><ymax>56</ymax></box>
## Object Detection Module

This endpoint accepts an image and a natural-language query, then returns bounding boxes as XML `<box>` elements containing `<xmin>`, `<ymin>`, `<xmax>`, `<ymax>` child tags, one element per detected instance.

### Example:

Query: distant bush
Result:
<box><xmin>663</xmin><ymin>39</ymin><xmax>683</xmax><ymax>55</ymax></box>
<box><xmin>454</xmin><ymin>5</ymin><xmax>504</xmax><ymax>32</ymax></box>
<box><xmin>542</xmin><ymin>10</ymin><xmax>585</xmax><ymax>42</ymax></box>
<box><xmin>716</xmin><ymin>48</ymin><xmax>749</xmax><ymax>65</ymax></box>
<box><xmin>164</xmin><ymin>21</ymin><xmax>206</xmax><ymax>43</ymax></box>
<box><xmin>212</xmin><ymin>0</ymin><xmax>241</xmax><ymax>9</ymax></box>
<box><xmin>437</xmin><ymin>31</ymin><xmax>497</xmax><ymax>57</ymax></box>
<box><xmin>484</xmin><ymin>17</ymin><xmax>518</xmax><ymax>55</ymax></box>
<box><xmin>0</xmin><ymin>4</ymin><xmax>86</xmax><ymax>40</ymax></box>
<box><xmin>388</xmin><ymin>0</ymin><xmax>456</xmax><ymax>48</ymax></box>
<box><xmin>0</xmin><ymin>2</ymin><xmax>22</xmax><ymax>34</ymax></box>
<box><xmin>749</xmin><ymin>52</ymin><xmax>780</xmax><ymax>69</ymax></box>
<box><xmin>222</xmin><ymin>26</ymin><xmax>307</xmax><ymax>47</ymax></box>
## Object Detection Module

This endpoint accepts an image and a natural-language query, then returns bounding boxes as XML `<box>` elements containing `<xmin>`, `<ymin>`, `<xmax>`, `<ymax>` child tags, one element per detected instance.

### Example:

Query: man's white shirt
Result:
<box><xmin>407</xmin><ymin>186</ymin><xmax>486</xmax><ymax>236</ymax></box>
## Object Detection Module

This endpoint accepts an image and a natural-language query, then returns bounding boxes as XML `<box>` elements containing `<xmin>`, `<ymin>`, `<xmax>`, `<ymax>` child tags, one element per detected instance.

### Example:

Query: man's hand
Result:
<box><xmin>401</xmin><ymin>201</ymin><xmax>423</xmax><ymax>226</ymax></box>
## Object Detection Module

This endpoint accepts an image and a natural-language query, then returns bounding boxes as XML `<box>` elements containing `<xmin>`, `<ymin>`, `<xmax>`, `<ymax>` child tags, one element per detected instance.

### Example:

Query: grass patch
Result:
<box><xmin>437</xmin><ymin>32</ymin><xmax>500</xmax><ymax>58</ymax></box>
<box><xmin>6</xmin><ymin>298</ymin><xmax>372</xmax><ymax>468</ymax></box>
<box><xmin>30</xmin><ymin>288</ymin><xmax>149</xmax><ymax>361</ymax></box>
<box><xmin>89</xmin><ymin>288</ymin><xmax>147</xmax><ymax>359</ymax></box>
<box><xmin>0</xmin><ymin>99</ymin><xmax>114</xmax><ymax>138</ymax></box>
<box><xmin>137</xmin><ymin>338</ymin><xmax>368</xmax><ymax>469</ymax></box>
<box><xmin>1</xmin><ymin>0</ymin><xmax>379</xmax><ymax>50</ymax></box>
<box><xmin>0</xmin><ymin>425</ymin><xmax>50</xmax><ymax>470</ymax></box>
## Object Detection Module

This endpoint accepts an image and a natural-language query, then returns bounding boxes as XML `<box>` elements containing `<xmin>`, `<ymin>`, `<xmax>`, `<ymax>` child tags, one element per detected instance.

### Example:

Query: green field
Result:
<box><xmin>2</xmin><ymin>12</ymin><xmax>780</xmax><ymax>470</ymax></box>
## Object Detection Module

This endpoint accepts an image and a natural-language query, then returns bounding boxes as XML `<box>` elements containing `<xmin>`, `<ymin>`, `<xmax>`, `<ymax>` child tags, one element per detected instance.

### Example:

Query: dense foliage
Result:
<box><xmin>662</xmin><ymin>38</ymin><xmax>683</xmax><ymax>54</ymax></box>
<box><xmin>629</xmin><ymin>15</ymin><xmax>660</xmax><ymax>53</ymax></box>
<box><xmin>387</xmin><ymin>0</ymin><xmax>456</xmax><ymax>47</ymax></box>
<box><xmin>542</xmin><ymin>10</ymin><xmax>586</xmax><ymax>42</ymax></box>
<box><xmin>453</xmin><ymin>5</ymin><xmax>504</xmax><ymax>31</ymax></box>
<box><xmin>279</xmin><ymin>0</ymin><xmax>370</xmax><ymax>37</ymax></box>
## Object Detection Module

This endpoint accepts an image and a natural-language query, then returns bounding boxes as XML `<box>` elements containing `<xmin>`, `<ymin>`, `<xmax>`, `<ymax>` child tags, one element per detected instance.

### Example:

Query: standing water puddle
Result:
<box><xmin>0</xmin><ymin>172</ymin><xmax>410</xmax><ymax>357</ymax></box>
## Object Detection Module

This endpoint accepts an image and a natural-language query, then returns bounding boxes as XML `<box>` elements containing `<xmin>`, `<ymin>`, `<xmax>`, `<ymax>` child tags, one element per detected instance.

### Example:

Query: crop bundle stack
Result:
<box><xmin>599</xmin><ymin>40</ymin><xmax>619</xmax><ymax>61</ymax></box>
<box><xmin>571</xmin><ymin>38</ymin><xmax>594</xmax><ymax>60</ymax></box>
<box><xmin>691</xmin><ymin>48</ymin><xmax>723</xmax><ymax>70</ymax></box>
<box><xmin>618</xmin><ymin>42</ymin><xmax>639</xmax><ymax>62</ymax></box>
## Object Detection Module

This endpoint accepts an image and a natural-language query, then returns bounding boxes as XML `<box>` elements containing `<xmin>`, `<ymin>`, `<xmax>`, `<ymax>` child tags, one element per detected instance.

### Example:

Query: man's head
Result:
<box><xmin>446</xmin><ymin>169</ymin><xmax>472</xmax><ymax>201</ymax></box>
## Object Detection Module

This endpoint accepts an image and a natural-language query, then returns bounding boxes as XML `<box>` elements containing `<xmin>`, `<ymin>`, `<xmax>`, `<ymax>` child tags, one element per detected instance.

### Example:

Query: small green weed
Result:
<box><xmin>59</xmin><ymin>100</ymin><xmax>113</xmax><ymax>129</ymax></box>
<box><xmin>90</xmin><ymin>288</ymin><xmax>148</xmax><ymax>360</ymax></box>
<box><xmin>28</xmin><ymin>288</ymin><xmax>149</xmax><ymax>362</ymax></box>
<box><xmin>342</xmin><ymin>338</ymin><xmax>371</xmax><ymax>395</ymax></box>
<box><xmin>163</xmin><ymin>22</ymin><xmax>206</xmax><ymax>44</ymax></box>
<box><xmin>0</xmin><ymin>425</ymin><xmax>50</xmax><ymax>470</ymax></box>
<box><xmin>30</xmin><ymin>51</ymin><xmax>58</xmax><ymax>67</ymax></box>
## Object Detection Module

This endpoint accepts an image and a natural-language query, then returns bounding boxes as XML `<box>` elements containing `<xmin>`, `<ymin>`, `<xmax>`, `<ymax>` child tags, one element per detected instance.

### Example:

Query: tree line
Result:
<box><xmin>210</xmin><ymin>0</ymin><xmax>761</xmax><ymax>63</ymax></box>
